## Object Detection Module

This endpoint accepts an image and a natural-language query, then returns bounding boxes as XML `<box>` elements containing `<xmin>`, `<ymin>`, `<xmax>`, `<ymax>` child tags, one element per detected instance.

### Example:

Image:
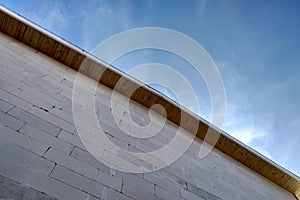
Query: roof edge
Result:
<box><xmin>1</xmin><ymin>5</ymin><xmax>299</xmax><ymax>198</ymax></box>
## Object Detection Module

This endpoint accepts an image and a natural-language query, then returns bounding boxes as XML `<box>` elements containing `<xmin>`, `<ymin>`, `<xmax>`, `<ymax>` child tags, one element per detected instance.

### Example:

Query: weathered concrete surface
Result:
<box><xmin>0</xmin><ymin>31</ymin><xmax>297</xmax><ymax>200</ymax></box>
<box><xmin>0</xmin><ymin>175</ymin><xmax>56</xmax><ymax>200</ymax></box>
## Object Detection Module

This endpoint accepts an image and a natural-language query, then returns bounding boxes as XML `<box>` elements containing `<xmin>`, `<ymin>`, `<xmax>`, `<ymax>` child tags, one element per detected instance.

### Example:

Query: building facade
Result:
<box><xmin>0</xmin><ymin>6</ymin><xmax>299</xmax><ymax>200</ymax></box>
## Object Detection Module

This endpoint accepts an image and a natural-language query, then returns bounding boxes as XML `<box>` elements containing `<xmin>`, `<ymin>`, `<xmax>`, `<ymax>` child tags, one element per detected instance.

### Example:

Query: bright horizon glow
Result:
<box><xmin>0</xmin><ymin>1</ymin><xmax>299</xmax><ymax>177</ymax></box>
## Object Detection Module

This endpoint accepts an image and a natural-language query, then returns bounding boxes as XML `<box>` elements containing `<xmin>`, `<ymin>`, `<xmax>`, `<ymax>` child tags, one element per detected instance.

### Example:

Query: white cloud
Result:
<box><xmin>43</xmin><ymin>8</ymin><xmax>67</xmax><ymax>30</ymax></box>
<box><xmin>197</xmin><ymin>0</ymin><xmax>208</xmax><ymax>20</ymax></box>
<box><xmin>223</xmin><ymin>99</ymin><xmax>274</xmax><ymax>160</ymax></box>
<box><xmin>214</xmin><ymin>60</ymin><xmax>275</xmax><ymax>160</ymax></box>
<box><xmin>24</xmin><ymin>1</ymin><xmax>68</xmax><ymax>33</ymax></box>
<box><xmin>226</xmin><ymin>123</ymin><xmax>273</xmax><ymax>160</ymax></box>
<box><xmin>80</xmin><ymin>1</ymin><xmax>134</xmax><ymax>50</ymax></box>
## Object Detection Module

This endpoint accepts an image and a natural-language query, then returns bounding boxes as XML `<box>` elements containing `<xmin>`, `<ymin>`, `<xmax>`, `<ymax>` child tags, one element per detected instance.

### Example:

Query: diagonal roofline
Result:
<box><xmin>0</xmin><ymin>5</ymin><xmax>299</xmax><ymax>199</ymax></box>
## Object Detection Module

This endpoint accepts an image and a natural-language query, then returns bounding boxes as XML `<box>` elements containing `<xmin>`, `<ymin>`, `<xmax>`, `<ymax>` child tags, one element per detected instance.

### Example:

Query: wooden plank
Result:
<box><xmin>28</xmin><ymin>30</ymin><xmax>42</xmax><ymax>48</ymax></box>
<box><xmin>295</xmin><ymin>188</ymin><xmax>300</xmax><ymax>199</ymax></box>
<box><xmin>64</xmin><ymin>48</ymin><xmax>76</xmax><ymax>66</ymax></box>
<box><xmin>22</xmin><ymin>26</ymin><xmax>35</xmax><ymax>45</ymax></box>
<box><xmin>283</xmin><ymin>178</ymin><xmax>299</xmax><ymax>192</ymax></box>
<box><xmin>5</xmin><ymin>17</ymin><xmax>18</xmax><ymax>37</ymax></box>
<box><xmin>15</xmin><ymin>22</ymin><xmax>27</xmax><ymax>40</ymax></box>
<box><xmin>70</xmin><ymin>53</ymin><xmax>85</xmax><ymax>71</ymax></box>
<box><xmin>0</xmin><ymin>11</ymin><xmax>6</xmax><ymax>30</ymax></box>
<box><xmin>217</xmin><ymin>136</ymin><xmax>241</xmax><ymax>156</ymax></box>
<box><xmin>53</xmin><ymin>43</ymin><xmax>71</xmax><ymax>63</ymax></box>
<box><xmin>46</xmin><ymin>39</ymin><xmax>58</xmax><ymax>56</ymax></box>
<box><xmin>36</xmin><ymin>35</ymin><xmax>49</xmax><ymax>52</ymax></box>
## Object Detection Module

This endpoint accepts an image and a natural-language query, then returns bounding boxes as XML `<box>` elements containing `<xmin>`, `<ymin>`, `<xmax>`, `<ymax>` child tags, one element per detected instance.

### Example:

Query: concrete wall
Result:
<box><xmin>0</xmin><ymin>32</ymin><xmax>296</xmax><ymax>200</ymax></box>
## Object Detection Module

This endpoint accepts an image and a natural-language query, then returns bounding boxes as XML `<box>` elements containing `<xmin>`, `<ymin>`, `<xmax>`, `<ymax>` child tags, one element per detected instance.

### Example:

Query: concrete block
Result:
<box><xmin>59</xmin><ymin>86</ymin><xmax>73</xmax><ymax>100</ymax></box>
<box><xmin>143</xmin><ymin>172</ymin><xmax>181</xmax><ymax>196</ymax></box>
<box><xmin>0</xmin><ymin>88</ymin><xmax>32</xmax><ymax>111</ymax></box>
<box><xmin>135</xmin><ymin>138</ymin><xmax>164</xmax><ymax>153</ymax></box>
<box><xmin>0</xmin><ymin>174</ymin><xmax>57</xmax><ymax>200</ymax></box>
<box><xmin>105</xmin><ymin>132</ymin><xmax>129</xmax><ymax>151</ymax></box>
<box><xmin>0</xmin><ymin>36</ymin><xmax>33</xmax><ymax>57</ymax></box>
<box><xmin>186</xmin><ymin>183</ymin><xmax>221</xmax><ymax>200</ymax></box>
<box><xmin>0</xmin><ymin>110</ymin><xmax>25</xmax><ymax>130</ymax></box>
<box><xmin>0</xmin><ymin>79</ymin><xmax>11</xmax><ymax>89</ymax></box>
<box><xmin>156</xmin><ymin>170</ymin><xmax>187</xmax><ymax>189</ymax></box>
<box><xmin>68</xmin><ymin>149</ymin><xmax>123</xmax><ymax>191</ymax></box>
<box><xmin>121</xmin><ymin>186</ymin><xmax>159</xmax><ymax>200</ymax></box>
<box><xmin>3</xmin><ymin>83</ymin><xmax>54</xmax><ymax>110</ymax></box>
<box><xmin>93</xmin><ymin>168</ymin><xmax>123</xmax><ymax>192</ymax></box>
<box><xmin>44</xmin><ymin>148</ymin><xmax>96</xmax><ymax>180</ymax></box>
<box><xmin>155</xmin><ymin>186</ymin><xmax>183</xmax><ymax>200</ymax></box>
<box><xmin>180</xmin><ymin>188</ymin><xmax>205</xmax><ymax>200</ymax></box>
<box><xmin>102</xmin><ymin>150</ymin><xmax>152</xmax><ymax>173</ymax></box>
<box><xmin>0</xmin><ymin>63</ymin><xmax>30</xmax><ymax>82</ymax></box>
<box><xmin>0</xmin><ymin>140</ymin><xmax>55</xmax><ymax>176</ymax></box>
<box><xmin>50</xmin><ymin>165</ymin><xmax>104</xmax><ymax>198</ymax></box>
<box><xmin>20</xmin><ymin>124</ymin><xmax>73</xmax><ymax>155</ymax></box>
<box><xmin>50</xmin><ymin>165</ymin><xmax>121</xmax><ymax>199</ymax></box>
<box><xmin>0</xmin><ymin>53</ymin><xmax>43</xmax><ymax>78</ymax></box>
<box><xmin>58</xmin><ymin>130</ymin><xmax>86</xmax><ymax>150</ymax></box>
<box><xmin>8</xmin><ymin>107</ymin><xmax>61</xmax><ymax>136</ymax></box>
<box><xmin>49</xmin><ymin>107</ymin><xmax>74</xmax><ymax>124</ymax></box>
<box><xmin>0</xmin><ymin>124</ymin><xmax>49</xmax><ymax>156</ymax></box>
<box><xmin>0</xmin><ymin>141</ymin><xmax>74</xmax><ymax>199</ymax></box>
<box><xmin>21</xmin><ymin>77</ymin><xmax>64</xmax><ymax>104</ymax></box>
<box><xmin>99</xmin><ymin>122</ymin><xmax>136</xmax><ymax>147</ymax></box>
<box><xmin>26</xmin><ymin>173</ymin><xmax>93</xmax><ymax>200</ymax></box>
<box><xmin>28</xmin><ymin>75</ymin><xmax>62</xmax><ymax>92</ymax></box>
<box><xmin>0</xmin><ymin>70</ymin><xmax>63</xmax><ymax>109</ymax></box>
<box><xmin>97</xmin><ymin>187</ymin><xmax>134</xmax><ymax>200</ymax></box>
<box><xmin>70</xmin><ymin>147</ymin><xmax>111</xmax><ymax>175</ymax></box>
<box><xmin>0</xmin><ymin>99</ymin><xmax>14</xmax><ymax>112</ymax></box>
<box><xmin>28</xmin><ymin>106</ymin><xmax>75</xmax><ymax>133</ymax></box>
<box><xmin>121</xmin><ymin>173</ymin><xmax>155</xmax><ymax>195</ymax></box>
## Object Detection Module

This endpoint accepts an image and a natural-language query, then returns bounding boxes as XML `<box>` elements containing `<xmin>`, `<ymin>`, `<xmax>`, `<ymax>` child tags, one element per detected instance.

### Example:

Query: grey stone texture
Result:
<box><xmin>0</xmin><ymin>175</ymin><xmax>56</xmax><ymax>200</ymax></box>
<box><xmin>0</xmin><ymin>32</ymin><xmax>297</xmax><ymax>200</ymax></box>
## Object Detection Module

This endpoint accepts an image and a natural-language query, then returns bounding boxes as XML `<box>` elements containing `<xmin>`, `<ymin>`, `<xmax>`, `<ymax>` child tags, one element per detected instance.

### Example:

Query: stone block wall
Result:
<box><xmin>0</xmin><ymin>32</ymin><xmax>296</xmax><ymax>200</ymax></box>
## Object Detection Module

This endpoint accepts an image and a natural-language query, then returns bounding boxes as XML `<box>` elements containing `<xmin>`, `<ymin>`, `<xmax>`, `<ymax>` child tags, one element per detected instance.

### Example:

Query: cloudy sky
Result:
<box><xmin>1</xmin><ymin>0</ymin><xmax>299</xmax><ymax>176</ymax></box>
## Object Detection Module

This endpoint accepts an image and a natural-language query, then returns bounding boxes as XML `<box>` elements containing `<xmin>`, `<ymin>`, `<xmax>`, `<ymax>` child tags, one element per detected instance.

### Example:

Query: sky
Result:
<box><xmin>1</xmin><ymin>0</ymin><xmax>299</xmax><ymax>176</ymax></box>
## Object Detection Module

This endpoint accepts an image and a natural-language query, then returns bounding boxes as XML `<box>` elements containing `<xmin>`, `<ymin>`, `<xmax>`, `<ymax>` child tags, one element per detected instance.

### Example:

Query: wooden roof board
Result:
<box><xmin>0</xmin><ymin>6</ymin><xmax>299</xmax><ymax>199</ymax></box>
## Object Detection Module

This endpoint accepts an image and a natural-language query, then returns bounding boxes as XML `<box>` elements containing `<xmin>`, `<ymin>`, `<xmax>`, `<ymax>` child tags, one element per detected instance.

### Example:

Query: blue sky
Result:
<box><xmin>1</xmin><ymin>0</ymin><xmax>299</xmax><ymax>176</ymax></box>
